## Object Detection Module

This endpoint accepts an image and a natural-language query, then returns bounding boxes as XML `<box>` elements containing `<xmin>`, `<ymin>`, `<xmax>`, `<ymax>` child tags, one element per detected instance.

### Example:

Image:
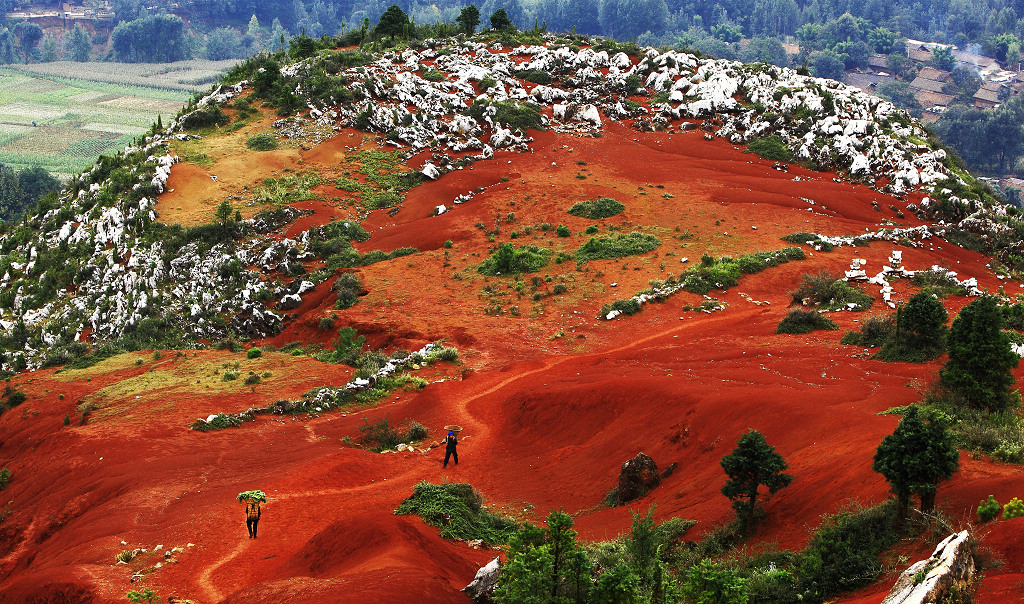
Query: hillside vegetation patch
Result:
<box><xmin>791</xmin><ymin>271</ymin><xmax>873</xmax><ymax>311</ymax></box>
<box><xmin>395</xmin><ymin>482</ymin><xmax>518</xmax><ymax>545</ymax></box>
<box><xmin>568</xmin><ymin>196</ymin><xmax>625</xmax><ymax>219</ymax></box>
<box><xmin>776</xmin><ymin>309</ymin><xmax>839</xmax><ymax>334</ymax></box>
<box><xmin>575</xmin><ymin>232</ymin><xmax>660</xmax><ymax>264</ymax></box>
<box><xmin>478</xmin><ymin>243</ymin><xmax>550</xmax><ymax>275</ymax></box>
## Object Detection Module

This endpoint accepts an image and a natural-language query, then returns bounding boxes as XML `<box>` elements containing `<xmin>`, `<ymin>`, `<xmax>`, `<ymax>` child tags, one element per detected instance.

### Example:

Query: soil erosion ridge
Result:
<box><xmin>1</xmin><ymin>34</ymin><xmax>1023</xmax><ymax>603</ymax></box>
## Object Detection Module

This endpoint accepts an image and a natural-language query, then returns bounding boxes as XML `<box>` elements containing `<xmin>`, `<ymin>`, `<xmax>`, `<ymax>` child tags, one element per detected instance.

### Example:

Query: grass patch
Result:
<box><xmin>245</xmin><ymin>133</ymin><xmax>278</xmax><ymax>151</ymax></box>
<box><xmin>575</xmin><ymin>232</ymin><xmax>660</xmax><ymax>264</ymax></box>
<box><xmin>253</xmin><ymin>172</ymin><xmax>323</xmax><ymax>205</ymax></box>
<box><xmin>776</xmin><ymin>309</ymin><xmax>839</xmax><ymax>334</ymax></box>
<box><xmin>395</xmin><ymin>482</ymin><xmax>518</xmax><ymax>545</ymax></box>
<box><xmin>469</xmin><ymin>98</ymin><xmax>544</xmax><ymax>131</ymax></box>
<box><xmin>568</xmin><ymin>196</ymin><xmax>625</xmax><ymax>219</ymax></box>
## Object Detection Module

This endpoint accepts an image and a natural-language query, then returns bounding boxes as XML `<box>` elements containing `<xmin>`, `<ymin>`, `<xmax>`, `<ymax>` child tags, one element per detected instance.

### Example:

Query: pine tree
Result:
<box><xmin>457</xmin><ymin>4</ymin><xmax>482</xmax><ymax>34</ymax></box>
<box><xmin>720</xmin><ymin>429</ymin><xmax>793</xmax><ymax>533</ymax></box>
<box><xmin>873</xmin><ymin>407</ymin><xmax>959</xmax><ymax>528</ymax></box>
<box><xmin>941</xmin><ymin>296</ymin><xmax>1020</xmax><ymax>412</ymax></box>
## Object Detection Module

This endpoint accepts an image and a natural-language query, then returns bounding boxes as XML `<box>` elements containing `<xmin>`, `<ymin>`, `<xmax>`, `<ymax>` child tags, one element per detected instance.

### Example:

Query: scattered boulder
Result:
<box><xmin>882</xmin><ymin>531</ymin><xmax>976</xmax><ymax>604</ymax></box>
<box><xmin>463</xmin><ymin>557</ymin><xmax>502</xmax><ymax>603</ymax></box>
<box><xmin>617</xmin><ymin>452</ymin><xmax>661</xmax><ymax>505</ymax></box>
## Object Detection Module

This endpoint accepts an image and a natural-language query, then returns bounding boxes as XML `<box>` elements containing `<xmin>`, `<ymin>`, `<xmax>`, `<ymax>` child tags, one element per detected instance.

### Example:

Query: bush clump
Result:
<box><xmin>681</xmin><ymin>248</ymin><xmax>804</xmax><ymax>295</ymax></box>
<box><xmin>245</xmin><ymin>133</ymin><xmax>278</xmax><ymax>151</ymax></box>
<box><xmin>180</xmin><ymin>106</ymin><xmax>230</xmax><ymax>130</ymax></box>
<box><xmin>840</xmin><ymin>314</ymin><xmax>896</xmax><ymax>347</ymax></box>
<box><xmin>575</xmin><ymin>232</ymin><xmax>660</xmax><ymax>264</ymax></box>
<box><xmin>781</xmin><ymin>232</ymin><xmax>834</xmax><ymax>251</ymax></box>
<box><xmin>568</xmin><ymin>197</ymin><xmax>625</xmax><ymax>219</ymax></box>
<box><xmin>791</xmin><ymin>270</ymin><xmax>873</xmax><ymax>310</ymax></box>
<box><xmin>357</xmin><ymin>416</ymin><xmax>430</xmax><ymax>451</ymax></box>
<box><xmin>875</xmin><ymin>293</ymin><xmax>948</xmax><ymax>362</ymax></box>
<box><xmin>776</xmin><ymin>309</ymin><xmax>839</xmax><ymax>334</ymax></box>
<box><xmin>1004</xmin><ymin>497</ymin><xmax>1024</xmax><ymax>520</ymax></box>
<box><xmin>978</xmin><ymin>495</ymin><xmax>1001</xmax><ymax>521</ymax></box>
<box><xmin>246</xmin><ymin>347</ymin><xmax>262</xmax><ymax>359</ymax></box>
<box><xmin>0</xmin><ymin>467</ymin><xmax>10</xmax><ymax>490</ymax></box>
<box><xmin>478</xmin><ymin>243</ymin><xmax>550</xmax><ymax>275</ymax></box>
<box><xmin>469</xmin><ymin>99</ymin><xmax>544</xmax><ymax>131</ymax></box>
<box><xmin>746</xmin><ymin>135</ymin><xmax>793</xmax><ymax>162</ymax></box>
<box><xmin>396</xmin><ymin>482</ymin><xmax>518</xmax><ymax>545</ymax></box>
<box><xmin>333</xmin><ymin>273</ymin><xmax>363</xmax><ymax>309</ymax></box>
<box><xmin>514</xmin><ymin>68</ymin><xmax>552</xmax><ymax>84</ymax></box>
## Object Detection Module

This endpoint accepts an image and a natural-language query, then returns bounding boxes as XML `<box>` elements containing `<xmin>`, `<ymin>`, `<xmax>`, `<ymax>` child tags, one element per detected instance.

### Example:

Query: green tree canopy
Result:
<box><xmin>376</xmin><ymin>4</ymin><xmax>410</xmax><ymax>41</ymax></box>
<box><xmin>720</xmin><ymin>429</ymin><xmax>793</xmax><ymax>533</ymax></box>
<box><xmin>65</xmin><ymin>23</ymin><xmax>92</xmax><ymax>62</ymax></box>
<box><xmin>489</xmin><ymin>8</ymin><xmax>513</xmax><ymax>31</ymax></box>
<box><xmin>940</xmin><ymin>296</ymin><xmax>1020</xmax><ymax>412</ymax></box>
<box><xmin>494</xmin><ymin>511</ymin><xmax>591</xmax><ymax>603</ymax></box>
<box><xmin>879</xmin><ymin>292</ymin><xmax>948</xmax><ymax>361</ymax></box>
<box><xmin>111</xmin><ymin>14</ymin><xmax>191</xmax><ymax>62</ymax></box>
<box><xmin>13</xmin><ymin>22</ymin><xmax>43</xmax><ymax>63</ymax></box>
<box><xmin>872</xmin><ymin>407</ymin><xmax>960</xmax><ymax>527</ymax></box>
<box><xmin>457</xmin><ymin>4</ymin><xmax>482</xmax><ymax>34</ymax></box>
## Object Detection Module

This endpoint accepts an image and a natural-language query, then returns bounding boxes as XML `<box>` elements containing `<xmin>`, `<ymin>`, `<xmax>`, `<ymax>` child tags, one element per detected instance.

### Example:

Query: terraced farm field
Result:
<box><xmin>0</xmin><ymin>59</ymin><xmax>237</xmax><ymax>176</ymax></box>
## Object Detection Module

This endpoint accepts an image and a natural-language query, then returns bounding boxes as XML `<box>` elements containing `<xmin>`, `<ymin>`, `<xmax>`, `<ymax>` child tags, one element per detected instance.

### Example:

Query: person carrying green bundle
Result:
<box><xmin>238</xmin><ymin>490</ymin><xmax>266</xmax><ymax>539</ymax></box>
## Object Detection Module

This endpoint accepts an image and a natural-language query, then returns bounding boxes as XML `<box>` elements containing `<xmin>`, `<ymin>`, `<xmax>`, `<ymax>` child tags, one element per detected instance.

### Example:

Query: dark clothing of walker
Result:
<box><xmin>246</xmin><ymin>501</ymin><xmax>261</xmax><ymax>538</ymax></box>
<box><xmin>443</xmin><ymin>433</ymin><xmax>458</xmax><ymax>468</ymax></box>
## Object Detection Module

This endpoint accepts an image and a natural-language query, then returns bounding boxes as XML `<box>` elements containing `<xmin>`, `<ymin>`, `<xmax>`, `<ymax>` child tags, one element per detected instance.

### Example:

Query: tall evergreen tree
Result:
<box><xmin>65</xmin><ymin>23</ymin><xmax>92</xmax><ymax>62</ymax></box>
<box><xmin>941</xmin><ymin>296</ymin><xmax>1020</xmax><ymax>412</ymax></box>
<box><xmin>720</xmin><ymin>429</ymin><xmax>793</xmax><ymax>533</ymax></box>
<box><xmin>457</xmin><ymin>4</ymin><xmax>482</xmax><ymax>34</ymax></box>
<box><xmin>873</xmin><ymin>407</ymin><xmax>960</xmax><ymax>528</ymax></box>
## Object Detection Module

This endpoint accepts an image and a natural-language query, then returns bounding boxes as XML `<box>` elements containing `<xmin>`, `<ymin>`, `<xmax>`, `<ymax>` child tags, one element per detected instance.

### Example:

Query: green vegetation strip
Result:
<box><xmin>601</xmin><ymin>248</ymin><xmax>805</xmax><ymax>319</ymax></box>
<box><xmin>395</xmin><ymin>482</ymin><xmax>518</xmax><ymax>545</ymax></box>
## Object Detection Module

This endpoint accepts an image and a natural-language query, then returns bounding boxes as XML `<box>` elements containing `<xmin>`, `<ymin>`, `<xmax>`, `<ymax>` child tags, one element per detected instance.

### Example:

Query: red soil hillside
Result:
<box><xmin>2</xmin><ymin>118</ymin><xmax>1024</xmax><ymax>604</ymax></box>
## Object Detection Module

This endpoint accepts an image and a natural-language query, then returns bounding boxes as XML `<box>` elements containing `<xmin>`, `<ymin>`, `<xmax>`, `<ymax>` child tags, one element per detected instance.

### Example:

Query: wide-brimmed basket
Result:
<box><xmin>444</xmin><ymin>424</ymin><xmax>463</xmax><ymax>435</ymax></box>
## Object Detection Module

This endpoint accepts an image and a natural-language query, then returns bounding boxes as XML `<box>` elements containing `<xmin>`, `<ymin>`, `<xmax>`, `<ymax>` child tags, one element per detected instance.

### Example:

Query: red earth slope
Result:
<box><xmin>1</xmin><ymin>123</ymin><xmax>1023</xmax><ymax>603</ymax></box>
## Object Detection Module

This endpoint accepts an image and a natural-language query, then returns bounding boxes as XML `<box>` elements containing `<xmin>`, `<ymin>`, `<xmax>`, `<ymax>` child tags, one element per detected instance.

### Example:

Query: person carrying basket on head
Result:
<box><xmin>443</xmin><ymin>431</ymin><xmax>458</xmax><ymax>468</ymax></box>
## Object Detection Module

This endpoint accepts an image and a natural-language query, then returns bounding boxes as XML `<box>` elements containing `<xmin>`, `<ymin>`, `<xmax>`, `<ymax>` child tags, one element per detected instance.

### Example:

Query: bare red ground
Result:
<box><xmin>3</xmin><ymin>121</ymin><xmax>1024</xmax><ymax>603</ymax></box>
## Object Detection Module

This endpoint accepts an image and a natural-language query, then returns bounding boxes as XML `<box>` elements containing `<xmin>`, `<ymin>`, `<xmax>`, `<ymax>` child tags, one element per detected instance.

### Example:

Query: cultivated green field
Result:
<box><xmin>0</xmin><ymin>59</ymin><xmax>238</xmax><ymax>176</ymax></box>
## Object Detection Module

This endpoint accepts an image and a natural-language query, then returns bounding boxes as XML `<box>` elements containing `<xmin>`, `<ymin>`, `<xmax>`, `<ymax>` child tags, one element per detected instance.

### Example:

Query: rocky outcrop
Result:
<box><xmin>617</xmin><ymin>452</ymin><xmax>661</xmax><ymax>505</ymax></box>
<box><xmin>882</xmin><ymin>531</ymin><xmax>976</xmax><ymax>604</ymax></box>
<box><xmin>463</xmin><ymin>557</ymin><xmax>502</xmax><ymax>603</ymax></box>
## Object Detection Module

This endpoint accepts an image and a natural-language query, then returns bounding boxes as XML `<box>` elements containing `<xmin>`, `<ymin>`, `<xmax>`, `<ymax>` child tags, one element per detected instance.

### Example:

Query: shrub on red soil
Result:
<box><xmin>776</xmin><ymin>309</ymin><xmax>838</xmax><ymax>334</ymax></box>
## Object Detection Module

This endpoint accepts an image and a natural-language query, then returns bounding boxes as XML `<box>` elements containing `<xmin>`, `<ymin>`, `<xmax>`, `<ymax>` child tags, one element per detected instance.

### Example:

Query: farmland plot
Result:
<box><xmin>0</xmin><ymin>59</ymin><xmax>238</xmax><ymax>176</ymax></box>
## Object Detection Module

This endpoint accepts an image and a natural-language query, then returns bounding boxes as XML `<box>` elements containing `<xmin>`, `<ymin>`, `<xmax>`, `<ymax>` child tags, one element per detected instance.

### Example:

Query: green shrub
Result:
<box><xmin>600</xmin><ymin>298</ymin><xmax>642</xmax><ymax>317</ymax></box>
<box><xmin>781</xmin><ymin>232</ymin><xmax>834</xmax><ymax>252</ymax></box>
<box><xmin>791</xmin><ymin>271</ymin><xmax>873</xmax><ymax>310</ymax></box>
<box><xmin>358</xmin><ymin>416</ymin><xmax>404</xmax><ymax>451</ymax></box>
<box><xmin>4</xmin><ymin>389</ymin><xmax>26</xmax><ymax>407</ymax></box>
<box><xmin>63</xmin><ymin>414</ymin><xmax>70</xmax><ymax>426</ymax></box>
<box><xmin>552</xmin><ymin>283</ymin><xmax>567</xmax><ymax>294</ymax></box>
<box><xmin>478</xmin><ymin>243</ymin><xmax>550</xmax><ymax>275</ymax></box>
<box><xmin>746</xmin><ymin>135</ymin><xmax>793</xmax><ymax>162</ymax></box>
<box><xmin>681</xmin><ymin>559</ymin><xmax>748</xmax><ymax>604</ymax></box>
<box><xmin>395</xmin><ymin>482</ymin><xmax>518</xmax><ymax>544</ymax></box>
<box><xmin>126</xmin><ymin>588</ymin><xmax>160</xmax><ymax>604</ymax></box>
<box><xmin>245</xmin><ymin>133</ymin><xmax>278</xmax><ymax>151</ymax></box>
<box><xmin>406</xmin><ymin>421</ymin><xmax>428</xmax><ymax>441</ymax></box>
<box><xmin>568</xmin><ymin>197</ymin><xmax>625</xmax><ymax>219</ymax></box>
<box><xmin>575</xmin><ymin>232</ymin><xmax>660</xmax><ymax>264</ymax></box>
<box><xmin>0</xmin><ymin>467</ymin><xmax>10</xmax><ymax>490</ymax></box>
<box><xmin>333</xmin><ymin>273</ymin><xmax>363</xmax><ymax>309</ymax></box>
<box><xmin>470</xmin><ymin>99</ymin><xmax>544</xmax><ymax>131</ymax></box>
<box><xmin>776</xmin><ymin>309</ymin><xmax>839</xmax><ymax>334</ymax></box>
<box><xmin>515</xmin><ymin>68</ymin><xmax>553</xmax><ymax>84</ymax></box>
<box><xmin>556</xmin><ymin>224</ymin><xmax>571</xmax><ymax>237</ymax></box>
<box><xmin>180</xmin><ymin>106</ymin><xmax>230</xmax><ymax>130</ymax></box>
<box><xmin>222</xmin><ymin>371</ymin><xmax>238</xmax><ymax>381</ymax></box>
<box><xmin>875</xmin><ymin>293</ymin><xmax>948</xmax><ymax>362</ymax></box>
<box><xmin>443</xmin><ymin>239</ymin><xmax>453</xmax><ymax>248</ymax></box>
<box><xmin>244</xmin><ymin>373</ymin><xmax>261</xmax><ymax>385</ymax></box>
<box><xmin>796</xmin><ymin>501</ymin><xmax>898</xmax><ymax>598</ymax></box>
<box><xmin>246</xmin><ymin>348</ymin><xmax>262</xmax><ymax>359</ymax></box>
<box><xmin>978</xmin><ymin>495</ymin><xmax>1001</xmax><ymax>522</ymax></box>
<box><xmin>1004</xmin><ymin>497</ymin><xmax>1024</xmax><ymax>520</ymax></box>
<box><xmin>842</xmin><ymin>314</ymin><xmax>896</xmax><ymax>348</ymax></box>
<box><xmin>190</xmin><ymin>413</ymin><xmax>246</xmax><ymax>431</ymax></box>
